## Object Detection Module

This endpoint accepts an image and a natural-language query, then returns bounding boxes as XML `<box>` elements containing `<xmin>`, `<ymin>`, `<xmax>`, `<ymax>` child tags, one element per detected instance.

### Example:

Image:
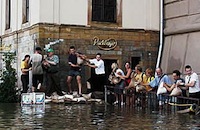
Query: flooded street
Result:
<box><xmin>0</xmin><ymin>103</ymin><xmax>200</xmax><ymax>130</ymax></box>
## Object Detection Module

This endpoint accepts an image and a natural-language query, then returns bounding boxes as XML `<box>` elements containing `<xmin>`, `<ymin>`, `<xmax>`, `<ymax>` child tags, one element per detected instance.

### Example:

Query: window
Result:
<box><xmin>92</xmin><ymin>0</ymin><xmax>116</xmax><ymax>23</ymax></box>
<box><xmin>22</xmin><ymin>0</ymin><xmax>29</xmax><ymax>23</ymax></box>
<box><xmin>5</xmin><ymin>0</ymin><xmax>11</xmax><ymax>30</ymax></box>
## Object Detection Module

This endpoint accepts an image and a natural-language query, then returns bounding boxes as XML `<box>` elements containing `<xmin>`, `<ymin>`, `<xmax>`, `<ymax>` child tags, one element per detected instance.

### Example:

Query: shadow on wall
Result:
<box><xmin>167</xmin><ymin>56</ymin><xmax>182</xmax><ymax>74</ymax></box>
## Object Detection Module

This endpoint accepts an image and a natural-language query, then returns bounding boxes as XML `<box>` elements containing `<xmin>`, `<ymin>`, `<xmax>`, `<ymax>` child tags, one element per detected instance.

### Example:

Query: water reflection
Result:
<box><xmin>0</xmin><ymin>103</ymin><xmax>200</xmax><ymax>129</ymax></box>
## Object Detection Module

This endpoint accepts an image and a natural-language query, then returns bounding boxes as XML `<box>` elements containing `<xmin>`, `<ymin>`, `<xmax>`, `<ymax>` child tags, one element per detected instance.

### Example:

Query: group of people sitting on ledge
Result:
<box><xmin>108</xmin><ymin>63</ymin><xmax>200</xmax><ymax>107</ymax></box>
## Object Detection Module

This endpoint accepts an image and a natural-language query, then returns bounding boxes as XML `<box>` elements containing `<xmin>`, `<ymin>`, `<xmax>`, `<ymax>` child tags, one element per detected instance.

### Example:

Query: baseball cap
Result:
<box><xmin>47</xmin><ymin>48</ymin><xmax>54</xmax><ymax>52</ymax></box>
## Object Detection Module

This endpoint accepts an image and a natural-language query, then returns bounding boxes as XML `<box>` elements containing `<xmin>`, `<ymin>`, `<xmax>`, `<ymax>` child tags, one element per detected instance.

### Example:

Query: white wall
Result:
<box><xmin>0</xmin><ymin>0</ymin><xmax>5</xmax><ymax>35</ymax></box>
<box><xmin>11</xmin><ymin>0</ymin><xmax>18</xmax><ymax>31</ymax></box>
<box><xmin>0</xmin><ymin>0</ymin><xmax>40</xmax><ymax>34</ymax></box>
<box><xmin>1</xmin><ymin>0</ymin><xmax>21</xmax><ymax>33</ymax></box>
<box><xmin>39</xmin><ymin>0</ymin><xmax>88</xmax><ymax>25</ymax></box>
<box><xmin>29</xmin><ymin>0</ymin><xmax>40</xmax><ymax>26</ymax></box>
<box><xmin>59</xmin><ymin>0</ymin><xmax>88</xmax><ymax>25</ymax></box>
<box><xmin>39</xmin><ymin>0</ymin><xmax>54</xmax><ymax>23</ymax></box>
<box><xmin>123</xmin><ymin>0</ymin><xmax>146</xmax><ymax>29</ymax></box>
<box><xmin>146</xmin><ymin>0</ymin><xmax>160</xmax><ymax>30</ymax></box>
<box><xmin>122</xmin><ymin>0</ymin><xmax>159</xmax><ymax>31</ymax></box>
<box><xmin>0</xmin><ymin>0</ymin><xmax>160</xmax><ymax>36</ymax></box>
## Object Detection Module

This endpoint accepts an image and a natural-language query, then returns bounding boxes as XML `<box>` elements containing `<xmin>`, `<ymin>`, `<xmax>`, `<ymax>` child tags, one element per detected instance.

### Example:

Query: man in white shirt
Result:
<box><xmin>181</xmin><ymin>65</ymin><xmax>200</xmax><ymax>99</ymax></box>
<box><xmin>86</xmin><ymin>53</ymin><xmax>105</xmax><ymax>92</ymax></box>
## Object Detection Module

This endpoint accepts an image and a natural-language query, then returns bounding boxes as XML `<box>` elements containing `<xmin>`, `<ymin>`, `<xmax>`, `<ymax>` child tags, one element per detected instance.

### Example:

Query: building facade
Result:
<box><xmin>0</xmin><ymin>0</ymin><xmax>160</xmax><ymax>91</ymax></box>
<box><xmin>161</xmin><ymin>0</ymin><xmax>200</xmax><ymax>75</ymax></box>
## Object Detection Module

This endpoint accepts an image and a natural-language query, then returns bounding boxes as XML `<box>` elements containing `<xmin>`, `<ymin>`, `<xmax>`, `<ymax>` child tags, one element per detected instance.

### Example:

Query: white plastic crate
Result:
<box><xmin>21</xmin><ymin>92</ymin><xmax>45</xmax><ymax>105</ymax></box>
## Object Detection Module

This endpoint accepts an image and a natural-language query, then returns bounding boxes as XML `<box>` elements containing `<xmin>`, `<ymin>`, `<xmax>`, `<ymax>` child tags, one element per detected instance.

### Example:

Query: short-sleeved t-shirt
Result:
<box><xmin>147</xmin><ymin>76</ymin><xmax>155</xmax><ymax>83</ymax></box>
<box><xmin>115</xmin><ymin>68</ymin><xmax>125</xmax><ymax>77</ymax></box>
<box><xmin>149</xmin><ymin>74</ymin><xmax>172</xmax><ymax>88</ymax></box>
<box><xmin>68</xmin><ymin>54</ymin><xmax>80</xmax><ymax>71</ymax></box>
<box><xmin>185</xmin><ymin>72</ymin><xmax>200</xmax><ymax>93</ymax></box>
<box><xmin>135</xmin><ymin>73</ymin><xmax>147</xmax><ymax>84</ymax></box>
<box><xmin>89</xmin><ymin>59</ymin><xmax>105</xmax><ymax>75</ymax></box>
<box><xmin>47</xmin><ymin>55</ymin><xmax>59</xmax><ymax>64</ymax></box>
<box><xmin>21</xmin><ymin>61</ymin><xmax>29</xmax><ymax>75</ymax></box>
<box><xmin>31</xmin><ymin>53</ymin><xmax>43</xmax><ymax>75</ymax></box>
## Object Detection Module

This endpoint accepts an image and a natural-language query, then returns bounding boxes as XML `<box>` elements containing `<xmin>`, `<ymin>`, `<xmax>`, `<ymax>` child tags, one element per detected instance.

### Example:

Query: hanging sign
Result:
<box><xmin>93</xmin><ymin>36</ymin><xmax>117</xmax><ymax>51</ymax></box>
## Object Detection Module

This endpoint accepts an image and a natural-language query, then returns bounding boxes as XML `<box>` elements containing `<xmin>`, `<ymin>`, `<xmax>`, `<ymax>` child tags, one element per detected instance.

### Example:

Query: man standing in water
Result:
<box><xmin>43</xmin><ymin>48</ymin><xmax>64</xmax><ymax>97</ymax></box>
<box><xmin>31</xmin><ymin>47</ymin><xmax>44</xmax><ymax>92</ymax></box>
<box><xmin>67</xmin><ymin>46</ymin><xmax>82</xmax><ymax>95</ymax></box>
<box><xmin>86</xmin><ymin>53</ymin><xmax>105</xmax><ymax>92</ymax></box>
<box><xmin>181</xmin><ymin>65</ymin><xmax>200</xmax><ymax>98</ymax></box>
<box><xmin>149</xmin><ymin>67</ymin><xmax>172</xmax><ymax>108</ymax></box>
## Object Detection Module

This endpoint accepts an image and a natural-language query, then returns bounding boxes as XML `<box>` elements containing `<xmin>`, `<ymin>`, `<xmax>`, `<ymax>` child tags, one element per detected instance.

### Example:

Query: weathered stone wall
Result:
<box><xmin>162</xmin><ymin>0</ymin><xmax>200</xmax><ymax>75</ymax></box>
<box><xmin>37</xmin><ymin>24</ymin><xmax>159</xmax><ymax>66</ymax></box>
<box><xmin>1</xmin><ymin>23</ymin><xmax>159</xmax><ymax>92</ymax></box>
<box><xmin>0</xmin><ymin>27</ymin><xmax>39</xmax><ymax>89</ymax></box>
<box><xmin>38</xmin><ymin>24</ymin><xmax>159</xmax><ymax>91</ymax></box>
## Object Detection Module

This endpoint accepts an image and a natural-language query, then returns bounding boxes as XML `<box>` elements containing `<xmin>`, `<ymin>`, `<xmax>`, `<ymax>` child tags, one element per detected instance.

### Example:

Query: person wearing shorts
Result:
<box><xmin>66</xmin><ymin>46</ymin><xmax>82</xmax><ymax>95</ymax></box>
<box><xmin>31</xmin><ymin>47</ymin><xmax>44</xmax><ymax>92</ymax></box>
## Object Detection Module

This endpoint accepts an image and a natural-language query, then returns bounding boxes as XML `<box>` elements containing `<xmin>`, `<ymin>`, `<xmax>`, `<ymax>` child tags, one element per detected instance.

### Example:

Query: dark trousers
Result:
<box><xmin>88</xmin><ymin>74</ymin><xmax>105</xmax><ymax>92</ymax></box>
<box><xmin>32</xmin><ymin>74</ymin><xmax>43</xmax><ymax>88</ymax></box>
<box><xmin>189</xmin><ymin>91</ymin><xmax>200</xmax><ymax>99</ymax></box>
<box><xmin>46</xmin><ymin>72</ymin><xmax>63</xmax><ymax>96</ymax></box>
<box><xmin>21</xmin><ymin>74</ymin><xmax>29</xmax><ymax>93</ymax></box>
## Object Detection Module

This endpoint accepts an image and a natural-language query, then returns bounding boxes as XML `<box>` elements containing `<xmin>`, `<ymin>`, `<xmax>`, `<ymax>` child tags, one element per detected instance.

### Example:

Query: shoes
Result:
<box><xmin>45</xmin><ymin>96</ymin><xmax>51</xmax><ymax>99</ymax></box>
<box><xmin>113</xmin><ymin>101</ymin><xmax>118</xmax><ymax>105</ymax></box>
<box><xmin>57</xmin><ymin>92</ymin><xmax>64</xmax><ymax>96</ymax></box>
<box><xmin>37</xmin><ymin>83</ymin><xmax>41</xmax><ymax>90</ymax></box>
<box><xmin>113</xmin><ymin>101</ymin><xmax>125</xmax><ymax>105</ymax></box>
<box><xmin>62</xmin><ymin>91</ymin><xmax>67</xmax><ymax>95</ymax></box>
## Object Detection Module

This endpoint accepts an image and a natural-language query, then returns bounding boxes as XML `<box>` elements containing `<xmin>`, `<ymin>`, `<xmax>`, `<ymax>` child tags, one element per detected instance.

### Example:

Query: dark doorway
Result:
<box><xmin>131</xmin><ymin>57</ymin><xmax>141</xmax><ymax>69</ymax></box>
<box><xmin>104</xmin><ymin>59</ymin><xmax>117</xmax><ymax>85</ymax></box>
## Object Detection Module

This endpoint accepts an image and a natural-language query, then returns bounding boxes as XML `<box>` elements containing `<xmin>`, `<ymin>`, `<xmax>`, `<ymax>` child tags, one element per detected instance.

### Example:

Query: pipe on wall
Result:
<box><xmin>0</xmin><ymin>36</ymin><xmax>2</xmax><ymax>51</ymax></box>
<box><xmin>156</xmin><ymin>0</ymin><xmax>164</xmax><ymax>68</ymax></box>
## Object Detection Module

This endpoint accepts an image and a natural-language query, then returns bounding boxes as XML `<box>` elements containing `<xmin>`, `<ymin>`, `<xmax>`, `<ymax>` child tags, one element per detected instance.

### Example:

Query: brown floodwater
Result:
<box><xmin>0</xmin><ymin>103</ymin><xmax>200</xmax><ymax>130</ymax></box>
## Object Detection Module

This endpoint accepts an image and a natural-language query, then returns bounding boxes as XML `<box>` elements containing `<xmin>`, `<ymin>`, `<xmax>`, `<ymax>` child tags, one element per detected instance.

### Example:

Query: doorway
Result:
<box><xmin>104</xmin><ymin>59</ymin><xmax>117</xmax><ymax>85</ymax></box>
<box><xmin>131</xmin><ymin>57</ymin><xmax>141</xmax><ymax>69</ymax></box>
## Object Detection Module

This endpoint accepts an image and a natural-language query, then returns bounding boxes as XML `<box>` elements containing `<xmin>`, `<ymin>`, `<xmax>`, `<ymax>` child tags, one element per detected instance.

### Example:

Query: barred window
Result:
<box><xmin>92</xmin><ymin>0</ymin><xmax>116</xmax><ymax>23</ymax></box>
<box><xmin>5</xmin><ymin>0</ymin><xmax>11</xmax><ymax>30</ymax></box>
<box><xmin>22</xmin><ymin>0</ymin><xmax>29</xmax><ymax>23</ymax></box>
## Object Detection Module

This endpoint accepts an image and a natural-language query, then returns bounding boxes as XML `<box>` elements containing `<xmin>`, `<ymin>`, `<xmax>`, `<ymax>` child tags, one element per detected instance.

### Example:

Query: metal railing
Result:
<box><xmin>104</xmin><ymin>85</ymin><xmax>200</xmax><ymax>108</ymax></box>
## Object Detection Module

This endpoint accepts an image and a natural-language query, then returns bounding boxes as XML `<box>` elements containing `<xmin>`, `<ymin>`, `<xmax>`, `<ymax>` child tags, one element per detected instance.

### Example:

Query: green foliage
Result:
<box><xmin>0</xmin><ymin>52</ymin><xmax>18</xmax><ymax>103</ymax></box>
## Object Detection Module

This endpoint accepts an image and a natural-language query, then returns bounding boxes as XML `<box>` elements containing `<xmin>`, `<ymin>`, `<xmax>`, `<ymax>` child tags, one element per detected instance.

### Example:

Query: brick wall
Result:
<box><xmin>1</xmin><ymin>23</ymin><xmax>159</xmax><ymax>92</ymax></box>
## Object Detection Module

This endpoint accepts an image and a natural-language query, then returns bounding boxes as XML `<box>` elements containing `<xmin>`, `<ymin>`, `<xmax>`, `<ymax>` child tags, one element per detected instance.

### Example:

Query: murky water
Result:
<box><xmin>0</xmin><ymin>103</ymin><xmax>200</xmax><ymax>130</ymax></box>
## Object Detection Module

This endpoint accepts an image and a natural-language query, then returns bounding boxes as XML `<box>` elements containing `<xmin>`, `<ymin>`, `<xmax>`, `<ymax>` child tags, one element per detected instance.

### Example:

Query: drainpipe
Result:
<box><xmin>0</xmin><ymin>37</ymin><xmax>2</xmax><ymax>53</ymax></box>
<box><xmin>156</xmin><ymin>0</ymin><xmax>164</xmax><ymax>68</ymax></box>
<box><xmin>0</xmin><ymin>37</ymin><xmax>1</xmax><ymax>46</ymax></box>
<box><xmin>0</xmin><ymin>37</ymin><xmax>2</xmax><ymax>77</ymax></box>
